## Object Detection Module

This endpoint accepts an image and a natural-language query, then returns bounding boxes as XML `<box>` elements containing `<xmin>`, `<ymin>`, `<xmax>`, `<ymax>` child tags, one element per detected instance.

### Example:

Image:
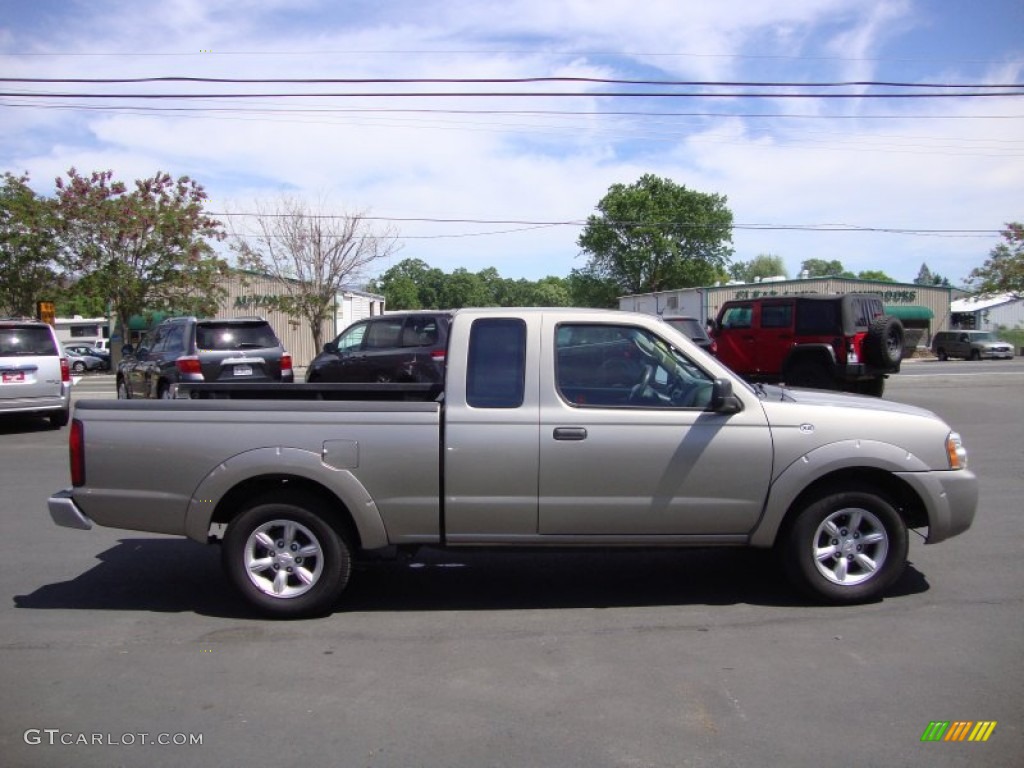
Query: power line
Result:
<box><xmin>4</xmin><ymin>76</ymin><xmax>1022</xmax><ymax>89</ymax></box>
<box><xmin>5</xmin><ymin>89</ymin><xmax>1023</xmax><ymax>100</ymax></box>
<box><xmin>216</xmin><ymin>211</ymin><xmax>1003</xmax><ymax>238</ymax></box>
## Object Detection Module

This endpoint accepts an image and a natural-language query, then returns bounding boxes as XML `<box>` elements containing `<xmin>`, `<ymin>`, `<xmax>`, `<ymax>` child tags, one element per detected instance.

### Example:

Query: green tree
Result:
<box><xmin>0</xmin><ymin>172</ymin><xmax>60</xmax><ymax>317</ymax></box>
<box><xmin>577</xmin><ymin>174</ymin><xmax>733</xmax><ymax>296</ymax></box>
<box><xmin>527</xmin><ymin>276</ymin><xmax>571</xmax><ymax>306</ymax></box>
<box><xmin>566</xmin><ymin>266</ymin><xmax>622</xmax><ymax>308</ymax></box>
<box><xmin>728</xmin><ymin>254</ymin><xmax>788</xmax><ymax>283</ymax></box>
<box><xmin>913</xmin><ymin>262</ymin><xmax>951</xmax><ymax>287</ymax></box>
<box><xmin>968</xmin><ymin>223</ymin><xmax>1024</xmax><ymax>298</ymax></box>
<box><xmin>800</xmin><ymin>258</ymin><xmax>852</xmax><ymax>278</ymax></box>
<box><xmin>856</xmin><ymin>270</ymin><xmax>895</xmax><ymax>282</ymax></box>
<box><xmin>436</xmin><ymin>268</ymin><xmax>490</xmax><ymax>308</ymax></box>
<box><xmin>369</xmin><ymin>258</ymin><xmax>446</xmax><ymax>309</ymax></box>
<box><xmin>54</xmin><ymin>169</ymin><xmax>228</xmax><ymax>341</ymax></box>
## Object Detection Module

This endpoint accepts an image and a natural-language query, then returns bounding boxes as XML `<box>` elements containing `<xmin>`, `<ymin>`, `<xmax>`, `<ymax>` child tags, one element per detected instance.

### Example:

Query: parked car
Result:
<box><xmin>711</xmin><ymin>293</ymin><xmax>904</xmax><ymax>397</ymax></box>
<box><xmin>931</xmin><ymin>330</ymin><xmax>1014</xmax><ymax>361</ymax></box>
<box><xmin>117</xmin><ymin>316</ymin><xmax>293</xmax><ymax>399</ymax></box>
<box><xmin>306</xmin><ymin>311</ymin><xmax>453</xmax><ymax>384</ymax></box>
<box><xmin>662</xmin><ymin>315</ymin><xmax>717</xmax><ymax>355</ymax></box>
<box><xmin>0</xmin><ymin>319</ymin><xmax>71</xmax><ymax>428</ymax></box>
<box><xmin>65</xmin><ymin>346</ymin><xmax>109</xmax><ymax>372</ymax></box>
<box><xmin>64</xmin><ymin>343</ymin><xmax>111</xmax><ymax>370</ymax></box>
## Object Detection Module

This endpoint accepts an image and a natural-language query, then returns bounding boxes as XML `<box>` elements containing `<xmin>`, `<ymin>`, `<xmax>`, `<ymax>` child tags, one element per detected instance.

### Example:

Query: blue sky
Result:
<box><xmin>2</xmin><ymin>0</ymin><xmax>1022</xmax><ymax>287</ymax></box>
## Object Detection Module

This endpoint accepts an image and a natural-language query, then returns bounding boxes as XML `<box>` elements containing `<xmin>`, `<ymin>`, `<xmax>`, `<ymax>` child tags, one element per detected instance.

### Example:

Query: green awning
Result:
<box><xmin>125</xmin><ymin>312</ymin><xmax>176</xmax><ymax>331</ymax></box>
<box><xmin>885</xmin><ymin>305</ymin><xmax>934</xmax><ymax>321</ymax></box>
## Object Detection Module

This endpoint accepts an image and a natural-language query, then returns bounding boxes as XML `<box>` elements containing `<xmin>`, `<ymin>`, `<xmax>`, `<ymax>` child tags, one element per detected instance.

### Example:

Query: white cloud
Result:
<box><xmin>3</xmin><ymin>0</ymin><xmax>1021</xmax><ymax>285</ymax></box>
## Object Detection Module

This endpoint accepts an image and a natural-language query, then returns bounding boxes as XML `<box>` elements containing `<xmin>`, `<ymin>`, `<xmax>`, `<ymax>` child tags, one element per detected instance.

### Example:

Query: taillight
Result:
<box><xmin>175</xmin><ymin>356</ymin><xmax>202</xmax><ymax>375</ymax></box>
<box><xmin>69</xmin><ymin>418</ymin><xmax>85</xmax><ymax>487</ymax></box>
<box><xmin>60</xmin><ymin>357</ymin><xmax>70</xmax><ymax>383</ymax></box>
<box><xmin>431</xmin><ymin>349</ymin><xmax>446</xmax><ymax>363</ymax></box>
<box><xmin>281</xmin><ymin>353</ymin><xmax>293</xmax><ymax>373</ymax></box>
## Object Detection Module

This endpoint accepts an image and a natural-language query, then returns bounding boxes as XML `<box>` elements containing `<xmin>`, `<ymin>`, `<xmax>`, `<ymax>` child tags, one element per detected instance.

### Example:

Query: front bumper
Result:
<box><xmin>980</xmin><ymin>348</ymin><xmax>1014</xmax><ymax>359</ymax></box>
<box><xmin>48</xmin><ymin>489</ymin><xmax>94</xmax><ymax>530</ymax></box>
<box><xmin>894</xmin><ymin>469</ymin><xmax>978</xmax><ymax>544</ymax></box>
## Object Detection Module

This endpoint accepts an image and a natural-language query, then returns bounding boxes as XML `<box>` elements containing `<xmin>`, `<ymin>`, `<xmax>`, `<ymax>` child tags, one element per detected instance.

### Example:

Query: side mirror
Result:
<box><xmin>706</xmin><ymin>319</ymin><xmax>717</xmax><ymax>333</ymax></box>
<box><xmin>324</xmin><ymin>341</ymin><xmax>338</xmax><ymax>354</ymax></box>
<box><xmin>709</xmin><ymin>378</ymin><xmax>742</xmax><ymax>413</ymax></box>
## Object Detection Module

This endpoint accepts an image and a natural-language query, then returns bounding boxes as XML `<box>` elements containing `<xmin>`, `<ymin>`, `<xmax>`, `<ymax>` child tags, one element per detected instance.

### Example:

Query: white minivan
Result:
<box><xmin>0</xmin><ymin>320</ymin><xmax>72</xmax><ymax>428</ymax></box>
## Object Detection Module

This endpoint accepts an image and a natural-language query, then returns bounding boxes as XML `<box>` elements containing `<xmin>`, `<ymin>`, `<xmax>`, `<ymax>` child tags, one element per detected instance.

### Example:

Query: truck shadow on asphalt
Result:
<box><xmin>14</xmin><ymin>537</ymin><xmax>930</xmax><ymax>618</ymax></box>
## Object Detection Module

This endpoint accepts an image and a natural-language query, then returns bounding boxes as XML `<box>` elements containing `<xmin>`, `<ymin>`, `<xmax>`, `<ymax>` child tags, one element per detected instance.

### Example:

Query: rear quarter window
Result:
<box><xmin>795</xmin><ymin>301</ymin><xmax>840</xmax><ymax>335</ymax></box>
<box><xmin>466</xmin><ymin>318</ymin><xmax>526</xmax><ymax>408</ymax></box>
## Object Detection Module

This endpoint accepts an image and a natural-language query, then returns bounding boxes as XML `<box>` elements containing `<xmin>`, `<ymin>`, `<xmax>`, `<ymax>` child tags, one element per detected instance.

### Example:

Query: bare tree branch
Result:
<box><xmin>230</xmin><ymin>195</ymin><xmax>400</xmax><ymax>350</ymax></box>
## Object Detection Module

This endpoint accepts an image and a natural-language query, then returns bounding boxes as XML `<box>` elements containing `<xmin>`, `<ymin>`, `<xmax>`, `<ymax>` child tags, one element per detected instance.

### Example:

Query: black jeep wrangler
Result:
<box><xmin>711</xmin><ymin>294</ymin><xmax>904</xmax><ymax>397</ymax></box>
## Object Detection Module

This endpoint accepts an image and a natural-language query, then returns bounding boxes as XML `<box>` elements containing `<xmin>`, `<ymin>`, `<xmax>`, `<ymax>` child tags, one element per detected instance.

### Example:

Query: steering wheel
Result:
<box><xmin>628</xmin><ymin>365</ymin><xmax>655</xmax><ymax>403</ymax></box>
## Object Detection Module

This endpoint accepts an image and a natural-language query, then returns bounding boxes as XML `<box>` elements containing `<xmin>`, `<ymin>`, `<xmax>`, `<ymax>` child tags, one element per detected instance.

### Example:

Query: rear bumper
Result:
<box><xmin>48</xmin><ymin>489</ymin><xmax>94</xmax><ymax>530</ymax></box>
<box><xmin>0</xmin><ymin>386</ymin><xmax>70</xmax><ymax>416</ymax></box>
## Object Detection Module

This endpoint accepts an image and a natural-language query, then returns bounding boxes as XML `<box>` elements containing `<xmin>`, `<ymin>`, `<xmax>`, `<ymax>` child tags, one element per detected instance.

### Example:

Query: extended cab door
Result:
<box><xmin>538</xmin><ymin>317</ymin><xmax>773</xmax><ymax>536</ymax></box>
<box><xmin>443</xmin><ymin>314</ymin><xmax>541</xmax><ymax>539</ymax></box>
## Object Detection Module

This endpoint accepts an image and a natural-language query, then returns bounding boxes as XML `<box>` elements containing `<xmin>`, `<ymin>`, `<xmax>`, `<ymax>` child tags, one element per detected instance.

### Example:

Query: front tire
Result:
<box><xmin>222</xmin><ymin>493</ymin><xmax>352</xmax><ymax>618</ymax></box>
<box><xmin>782</xmin><ymin>490</ymin><xmax>908</xmax><ymax>604</ymax></box>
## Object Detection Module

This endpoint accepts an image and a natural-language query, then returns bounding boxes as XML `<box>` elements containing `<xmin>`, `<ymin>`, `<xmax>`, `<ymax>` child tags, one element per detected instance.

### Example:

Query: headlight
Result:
<box><xmin>946</xmin><ymin>431</ymin><xmax>967</xmax><ymax>470</ymax></box>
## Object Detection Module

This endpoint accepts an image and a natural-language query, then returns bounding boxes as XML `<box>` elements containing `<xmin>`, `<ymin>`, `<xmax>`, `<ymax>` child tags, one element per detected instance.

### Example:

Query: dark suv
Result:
<box><xmin>306</xmin><ymin>312</ymin><xmax>452</xmax><ymax>384</ymax></box>
<box><xmin>712</xmin><ymin>294</ymin><xmax>904</xmax><ymax>396</ymax></box>
<box><xmin>117</xmin><ymin>316</ymin><xmax>293</xmax><ymax>399</ymax></box>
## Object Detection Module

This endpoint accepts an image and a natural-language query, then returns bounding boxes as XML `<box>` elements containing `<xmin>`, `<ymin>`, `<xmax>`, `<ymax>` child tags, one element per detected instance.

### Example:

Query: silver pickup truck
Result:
<box><xmin>48</xmin><ymin>308</ymin><xmax>977</xmax><ymax>618</ymax></box>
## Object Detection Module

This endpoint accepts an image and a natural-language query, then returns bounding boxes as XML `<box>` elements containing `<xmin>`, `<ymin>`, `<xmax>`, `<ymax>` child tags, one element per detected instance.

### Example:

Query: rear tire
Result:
<box><xmin>782</xmin><ymin>490</ymin><xmax>908</xmax><ymax>604</ymax></box>
<box><xmin>49</xmin><ymin>407</ymin><xmax>70</xmax><ymax>429</ymax></box>
<box><xmin>222</xmin><ymin>492</ymin><xmax>352</xmax><ymax>619</ymax></box>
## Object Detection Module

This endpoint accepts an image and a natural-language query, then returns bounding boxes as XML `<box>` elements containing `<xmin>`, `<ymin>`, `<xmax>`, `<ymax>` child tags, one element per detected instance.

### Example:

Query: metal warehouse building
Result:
<box><xmin>620</xmin><ymin>277</ymin><xmax>954</xmax><ymax>349</ymax></box>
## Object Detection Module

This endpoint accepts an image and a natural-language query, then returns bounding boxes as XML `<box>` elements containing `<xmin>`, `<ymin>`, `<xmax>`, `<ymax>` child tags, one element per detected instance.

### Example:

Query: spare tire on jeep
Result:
<box><xmin>862</xmin><ymin>315</ymin><xmax>904</xmax><ymax>368</ymax></box>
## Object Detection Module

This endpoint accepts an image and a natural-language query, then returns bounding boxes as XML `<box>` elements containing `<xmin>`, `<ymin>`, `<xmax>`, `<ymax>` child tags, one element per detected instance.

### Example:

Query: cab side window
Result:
<box><xmin>555</xmin><ymin>323</ymin><xmax>713</xmax><ymax>409</ymax></box>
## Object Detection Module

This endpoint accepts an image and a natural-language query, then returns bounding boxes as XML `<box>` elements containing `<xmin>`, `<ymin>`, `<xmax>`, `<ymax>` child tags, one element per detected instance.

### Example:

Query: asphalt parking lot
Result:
<box><xmin>1</xmin><ymin>360</ymin><xmax>1022</xmax><ymax>767</ymax></box>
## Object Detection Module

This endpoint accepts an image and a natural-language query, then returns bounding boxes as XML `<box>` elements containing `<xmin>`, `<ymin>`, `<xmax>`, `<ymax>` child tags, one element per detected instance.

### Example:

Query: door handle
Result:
<box><xmin>553</xmin><ymin>427</ymin><xmax>588</xmax><ymax>441</ymax></box>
